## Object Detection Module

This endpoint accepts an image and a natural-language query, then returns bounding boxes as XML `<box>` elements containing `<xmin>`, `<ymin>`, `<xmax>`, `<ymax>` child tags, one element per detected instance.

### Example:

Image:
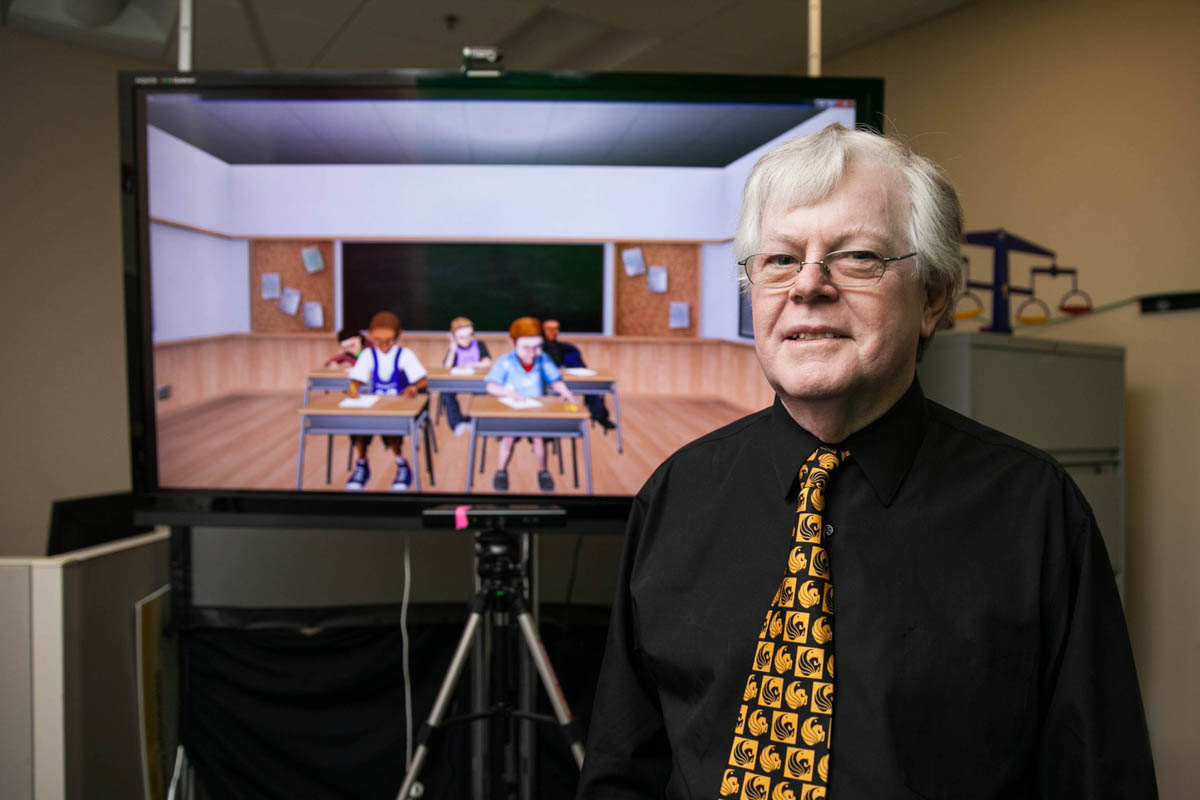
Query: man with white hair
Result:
<box><xmin>576</xmin><ymin>124</ymin><xmax>1156</xmax><ymax>799</ymax></box>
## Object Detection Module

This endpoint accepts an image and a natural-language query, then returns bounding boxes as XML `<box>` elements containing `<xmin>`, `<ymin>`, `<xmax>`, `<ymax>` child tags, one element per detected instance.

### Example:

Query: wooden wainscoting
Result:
<box><xmin>152</xmin><ymin>333</ymin><xmax>775</xmax><ymax>417</ymax></box>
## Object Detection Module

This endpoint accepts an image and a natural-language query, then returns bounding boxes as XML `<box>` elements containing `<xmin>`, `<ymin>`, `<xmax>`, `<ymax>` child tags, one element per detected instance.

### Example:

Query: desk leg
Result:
<box><xmin>295</xmin><ymin>418</ymin><xmax>308</xmax><ymax>490</ymax></box>
<box><xmin>480</xmin><ymin>437</ymin><xmax>488</xmax><ymax>474</ymax></box>
<box><xmin>571</xmin><ymin>438</ymin><xmax>578</xmax><ymax>489</ymax></box>
<box><xmin>422</xmin><ymin>414</ymin><xmax>436</xmax><ymax>487</ymax></box>
<box><xmin>612</xmin><ymin>388</ymin><xmax>624</xmax><ymax>454</ymax></box>
<box><xmin>465</xmin><ymin>421</ymin><xmax>477</xmax><ymax>493</ymax></box>
<box><xmin>410</xmin><ymin>420</ymin><xmax>422</xmax><ymax>494</ymax></box>
<box><xmin>325</xmin><ymin>435</ymin><xmax>333</xmax><ymax>484</ymax></box>
<box><xmin>581</xmin><ymin>422</ymin><xmax>593</xmax><ymax>495</ymax></box>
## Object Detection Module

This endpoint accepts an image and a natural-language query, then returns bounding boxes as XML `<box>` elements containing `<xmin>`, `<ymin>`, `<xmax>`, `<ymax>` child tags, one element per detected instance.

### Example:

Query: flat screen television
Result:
<box><xmin>119</xmin><ymin>69</ymin><xmax>883</xmax><ymax>529</ymax></box>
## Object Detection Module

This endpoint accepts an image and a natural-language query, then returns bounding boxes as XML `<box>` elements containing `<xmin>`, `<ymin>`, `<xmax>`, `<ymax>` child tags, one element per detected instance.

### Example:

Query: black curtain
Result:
<box><xmin>180</xmin><ymin>610</ymin><xmax>609</xmax><ymax>799</ymax></box>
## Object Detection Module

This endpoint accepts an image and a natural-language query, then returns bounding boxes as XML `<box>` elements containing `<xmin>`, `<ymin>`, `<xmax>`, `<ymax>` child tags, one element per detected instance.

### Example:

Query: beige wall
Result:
<box><xmin>827</xmin><ymin>0</ymin><xmax>1199</xmax><ymax>794</ymax></box>
<box><xmin>0</xmin><ymin>28</ymin><xmax>156</xmax><ymax>556</ymax></box>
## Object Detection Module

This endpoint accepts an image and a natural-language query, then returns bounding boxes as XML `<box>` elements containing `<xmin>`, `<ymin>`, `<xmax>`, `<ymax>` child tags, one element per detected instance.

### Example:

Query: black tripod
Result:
<box><xmin>397</xmin><ymin>528</ymin><xmax>585</xmax><ymax>799</ymax></box>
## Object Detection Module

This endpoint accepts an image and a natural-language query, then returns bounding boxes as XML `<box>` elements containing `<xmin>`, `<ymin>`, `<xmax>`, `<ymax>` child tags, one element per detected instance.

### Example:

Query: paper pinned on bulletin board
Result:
<box><xmin>279</xmin><ymin>287</ymin><xmax>302</xmax><ymax>315</ymax></box>
<box><xmin>622</xmin><ymin>247</ymin><xmax>646</xmax><ymax>277</ymax></box>
<box><xmin>301</xmin><ymin>246</ymin><xmax>325</xmax><ymax>274</ymax></box>
<box><xmin>669</xmin><ymin>301</ymin><xmax>690</xmax><ymax>329</ymax></box>
<box><xmin>261</xmin><ymin>272</ymin><xmax>281</xmax><ymax>300</ymax></box>
<box><xmin>303</xmin><ymin>301</ymin><xmax>324</xmax><ymax>328</ymax></box>
<box><xmin>648</xmin><ymin>266</ymin><xmax>668</xmax><ymax>293</ymax></box>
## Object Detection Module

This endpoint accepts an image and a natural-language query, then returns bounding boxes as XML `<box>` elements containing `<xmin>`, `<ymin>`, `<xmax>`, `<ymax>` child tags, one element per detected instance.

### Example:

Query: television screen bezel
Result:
<box><xmin>118</xmin><ymin>68</ymin><xmax>884</xmax><ymax>530</ymax></box>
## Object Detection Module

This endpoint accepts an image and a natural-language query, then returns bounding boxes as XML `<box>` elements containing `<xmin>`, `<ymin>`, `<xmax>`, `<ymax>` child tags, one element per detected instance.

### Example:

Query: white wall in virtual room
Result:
<box><xmin>149</xmin><ymin>222</ymin><xmax>249</xmax><ymax>342</ymax></box>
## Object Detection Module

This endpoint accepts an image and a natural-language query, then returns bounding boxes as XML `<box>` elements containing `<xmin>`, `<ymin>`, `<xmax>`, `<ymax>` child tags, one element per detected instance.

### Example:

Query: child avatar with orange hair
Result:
<box><xmin>483</xmin><ymin>316</ymin><xmax>577</xmax><ymax>492</ymax></box>
<box><xmin>345</xmin><ymin>311</ymin><xmax>428</xmax><ymax>492</ymax></box>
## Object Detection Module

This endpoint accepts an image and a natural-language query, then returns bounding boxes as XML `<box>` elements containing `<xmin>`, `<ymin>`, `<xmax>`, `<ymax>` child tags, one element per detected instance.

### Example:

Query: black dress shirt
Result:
<box><xmin>577</xmin><ymin>379</ymin><xmax>1156</xmax><ymax>799</ymax></box>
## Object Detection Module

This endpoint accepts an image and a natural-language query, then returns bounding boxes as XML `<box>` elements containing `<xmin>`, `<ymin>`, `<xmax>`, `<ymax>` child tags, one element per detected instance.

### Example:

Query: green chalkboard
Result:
<box><xmin>342</xmin><ymin>242</ymin><xmax>604</xmax><ymax>333</ymax></box>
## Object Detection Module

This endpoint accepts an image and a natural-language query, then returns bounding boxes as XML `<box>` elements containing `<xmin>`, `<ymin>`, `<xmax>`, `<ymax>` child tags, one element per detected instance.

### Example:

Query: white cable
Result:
<box><xmin>167</xmin><ymin>744</ymin><xmax>186</xmax><ymax>800</ymax></box>
<box><xmin>401</xmin><ymin>535</ymin><xmax>414</xmax><ymax>770</ymax></box>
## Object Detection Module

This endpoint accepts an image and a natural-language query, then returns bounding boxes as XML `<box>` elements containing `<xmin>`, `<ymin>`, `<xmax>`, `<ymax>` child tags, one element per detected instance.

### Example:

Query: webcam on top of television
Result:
<box><xmin>462</xmin><ymin>46</ymin><xmax>503</xmax><ymax>77</ymax></box>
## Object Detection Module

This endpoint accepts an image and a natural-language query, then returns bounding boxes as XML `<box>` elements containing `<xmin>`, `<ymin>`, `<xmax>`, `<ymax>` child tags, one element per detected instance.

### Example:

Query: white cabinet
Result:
<box><xmin>918</xmin><ymin>333</ymin><xmax>1125</xmax><ymax>592</ymax></box>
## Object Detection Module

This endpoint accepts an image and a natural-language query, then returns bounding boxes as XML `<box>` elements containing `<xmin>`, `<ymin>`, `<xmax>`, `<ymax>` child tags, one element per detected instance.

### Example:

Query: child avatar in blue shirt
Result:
<box><xmin>483</xmin><ymin>316</ymin><xmax>578</xmax><ymax>492</ymax></box>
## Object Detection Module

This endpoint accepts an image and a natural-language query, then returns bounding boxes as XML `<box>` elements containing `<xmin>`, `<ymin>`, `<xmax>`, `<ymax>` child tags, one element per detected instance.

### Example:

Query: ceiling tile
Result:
<box><xmin>349</xmin><ymin>0</ymin><xmax>548</xmax><ymax>53</ymax></box>
<box><xmin>618</xmin><ymin>38</ymin><xmax>797</xmax><ymax>76</ymax></box>
<box><xmin>194</xmin><ymin>0</ymin><xmax>271</xmax><ymax>69</ymax></box>
<box><xmin>312</xmin><ymin>27</ymin><xmax>462</xmax><ymax>70</ymax></box>
<box><xmin>670</xmin><ymin>0</ymin><xmax>810</xmax><ymax>63</ymax></box>
<box><xmin>547</xmin><ymin>0</ymin><xmax>736</xmax><ymax>38</ymax></box>
<box><xmin>244</xmin><ymin>0</ymin><xmax>366</xmax><ymax>68</ymax></box>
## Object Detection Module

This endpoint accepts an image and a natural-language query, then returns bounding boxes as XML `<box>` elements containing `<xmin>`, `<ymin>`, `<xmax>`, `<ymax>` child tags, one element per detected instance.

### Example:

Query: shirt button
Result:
<box><xmin>824</xmin><ymin>524</ymin><xmax>835</xmax><ymax>538</ymax></box>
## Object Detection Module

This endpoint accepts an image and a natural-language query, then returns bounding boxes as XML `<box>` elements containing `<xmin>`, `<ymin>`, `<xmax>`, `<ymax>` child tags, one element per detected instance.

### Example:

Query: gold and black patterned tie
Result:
<box><xmin>720</xmin><ymin>445</ymin><xmax>848</xmax><ymax>800</ymax></box>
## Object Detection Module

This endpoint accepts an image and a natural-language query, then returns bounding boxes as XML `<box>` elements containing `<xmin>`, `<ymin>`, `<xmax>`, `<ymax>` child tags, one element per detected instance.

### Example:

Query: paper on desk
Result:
<box><xmin>338</xmin><ymin>395</ymin><xmax>379</xmax><ymax>408</ymax></box>
<box><xmin>563</xmin><ymin>367</ymin><xmax>596</xmax><ymax>376</ymax></box>
<box><xmin>450</xmin><ymin>366</ymin><xmax>477</xmax><ymax>375</ymax></box>
<box><xmin>498</xmin><ymin>396</ymin><xmax>543</xmax><ymax>410</ymax></box>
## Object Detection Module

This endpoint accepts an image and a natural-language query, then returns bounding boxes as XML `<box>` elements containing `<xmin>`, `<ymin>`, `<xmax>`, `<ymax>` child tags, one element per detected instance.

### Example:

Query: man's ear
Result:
<box><xmin>921</xmin><ymin>282</ymin><xmax>951</xmax><ymax>338</ymax></box>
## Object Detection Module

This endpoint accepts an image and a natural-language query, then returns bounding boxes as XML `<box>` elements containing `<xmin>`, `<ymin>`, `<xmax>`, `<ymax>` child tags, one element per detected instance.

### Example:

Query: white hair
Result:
<box><xmin>734</xmin><ymin>123</ymin><xmax>964</xmax><ymax>344</ymax></box>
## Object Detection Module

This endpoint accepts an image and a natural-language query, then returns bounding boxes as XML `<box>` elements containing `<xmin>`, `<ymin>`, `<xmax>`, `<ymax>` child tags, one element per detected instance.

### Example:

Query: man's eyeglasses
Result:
<box><xmin>739</xmin><ymin>250</ymin><xmax>918</xmax><ymax>289</ymax></box>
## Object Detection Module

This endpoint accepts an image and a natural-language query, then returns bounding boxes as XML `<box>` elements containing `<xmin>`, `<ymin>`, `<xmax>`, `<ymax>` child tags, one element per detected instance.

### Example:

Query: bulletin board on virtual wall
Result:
<box><xmin>249</xmin><ymin>240</ymin><xmax>335</xmax><ymax>333</ymax></box>
<box><xmin>614</xmin><ymin>242</ymin><xmax>700</xmax><ymax>336</ymax></box>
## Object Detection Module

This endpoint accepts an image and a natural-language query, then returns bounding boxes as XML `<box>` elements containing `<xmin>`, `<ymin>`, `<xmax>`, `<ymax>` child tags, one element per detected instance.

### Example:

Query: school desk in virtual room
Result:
<box><xmin>295</xmin><ymin>394</ymin><xmax>429</xmax><ymax>491</ymax></box>
<box><xmin>302</xmin><ymin>367</ymin><xmax>353</xmax><ymax>482</ymax></box>
<box><xmin>462</xmin><ymin>396</ymin><xmax>594</xmax><ymax>495</ymax></box>
<box><xmin>305</xmin><ymin>367</ymin><xmax>440</xmax><ymax>485</ymax></box>
<box><xmin>427</xmin><ymin>366</ymin><xmax>625</xmax><ymax>452</ymax></box>
<box><xmin>304</xmin><ymin>367</ymin><xmax>352</xmax><ymax>402</ymax></box>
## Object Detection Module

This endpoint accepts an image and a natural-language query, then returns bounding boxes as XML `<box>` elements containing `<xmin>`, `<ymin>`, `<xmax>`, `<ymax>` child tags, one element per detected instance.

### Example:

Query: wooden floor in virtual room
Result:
<box><xmin>155</xmin><ymin>392</ymin><xmax>754</xmax><ymax>496</ymax></box>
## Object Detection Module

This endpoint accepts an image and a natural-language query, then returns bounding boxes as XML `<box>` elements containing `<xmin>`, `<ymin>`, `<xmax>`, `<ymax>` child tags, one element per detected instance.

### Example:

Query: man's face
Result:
<box><xmin>542</xmin><ymin>320</ymin><xmax>560</xmax><ymax>342</ymax></box>
<box><xmin>452</xmin><ymin>325</ymin><xmax>475</xmax><ymax>348</ymax></box>
<box><xmin>340</xmin><ymin>335</ymin><xmax>362</xmax><ymax>354</ymax></box>
<box><xmin>513</xmin><ymin>335</ymin><xmax>543</xmax><ymax>365</ymax></box>
<box><xmin>369</xmin><ymin>326</ymin><xmax>398</xmax><ymax>354</ymax></box>
<box><xmin>750</xmin><ymin>160</ymin><xmax>943</xmax><ymax>425</ymax></box>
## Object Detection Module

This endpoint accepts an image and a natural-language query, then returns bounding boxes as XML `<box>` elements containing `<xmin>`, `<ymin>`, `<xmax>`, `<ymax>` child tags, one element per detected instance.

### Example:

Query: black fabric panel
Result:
<box><xmin>180</xmin><ymin>610</ymin><xmax>610</xmax><ymax>800</ymax></box>
<box><xmin>534</xmin><ymin>617</ymin><xmax>611</xmax><ymax>796</ymax></box>
<box><xmin>182</xmin><ymin>624</ymin><xmax>469</xmax><ymax>800</ymax></box>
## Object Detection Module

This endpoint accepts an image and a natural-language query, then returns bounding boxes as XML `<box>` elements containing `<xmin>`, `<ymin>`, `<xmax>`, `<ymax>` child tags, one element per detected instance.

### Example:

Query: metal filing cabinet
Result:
<box><xmin>918</xmin><ymin>333</ymin><xmax>1125</xmax><ymax>594</ymax></box>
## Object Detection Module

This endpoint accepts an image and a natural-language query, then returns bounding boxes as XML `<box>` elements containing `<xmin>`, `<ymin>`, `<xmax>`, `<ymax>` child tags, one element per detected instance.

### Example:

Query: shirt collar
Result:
<box><xmin>767</xmin><ymin>377</ymin><xmax>928</xmax><ymax>507</ymax></box>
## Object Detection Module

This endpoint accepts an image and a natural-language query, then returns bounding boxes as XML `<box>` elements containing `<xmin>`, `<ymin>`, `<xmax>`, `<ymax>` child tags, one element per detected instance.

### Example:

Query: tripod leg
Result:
<box><xmin>511</xmin><ymin>600</ymin><xmax>586</xmax><ymax>769</ymax></box>
<box><xmin>397</xmin><ymin>608</ymin><xmax>484</xmax><ymax>800</ymax></box>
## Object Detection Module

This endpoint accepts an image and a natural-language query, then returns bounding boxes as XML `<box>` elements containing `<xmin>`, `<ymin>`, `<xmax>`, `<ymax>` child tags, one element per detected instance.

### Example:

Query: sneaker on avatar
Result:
<box><xmin>454</xmin><ymin>422</ymin><xmax>469</xmax><ymax>437</ymax></box>
<box><xmin>493</xmin><ymin>470</ymin><xmax>508</xmax><ymax>491</ymax></box>
<box><xmin>392</xmin><ymin>458</ymin><xmax>412</xmax><ymax>492</ymax></box>
<box><xmin>537</xmin><ymin>470</ymin><xmax>555</xmax><ymax>492</ymax></box>
<box><xmin>346</xmin><ymin>460</ymin><xmax>370</xmax><ymax>491</ymax></box>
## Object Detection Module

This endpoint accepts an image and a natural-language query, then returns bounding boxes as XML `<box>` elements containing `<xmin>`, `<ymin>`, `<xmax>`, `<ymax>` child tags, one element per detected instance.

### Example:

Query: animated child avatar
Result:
<box><xmin>345</xmin><ymin>311</ymin><xmax>428</xmax><ymax>492</ymax></box>
<box><xmin>541</xmin><ymin>319</ymin><xmax>615</xmax><ymax>431</ymax></box>
<box><xmin>441</xmin><ymin>316</ymin><xmax>493</xmax><ymax>437</ymax></box>
<box><xmin>484</xmin><ymin>316</ymin><xmax>578</xmax><ymax>492</ymax></box>
<box><xmin>324</xmin><ymin>327</ymin><xmax>365</xmax><ymax>368</ymax></box>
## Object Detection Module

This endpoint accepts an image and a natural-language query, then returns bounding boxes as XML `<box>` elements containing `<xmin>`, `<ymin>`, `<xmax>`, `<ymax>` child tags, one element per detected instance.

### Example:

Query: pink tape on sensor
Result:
<box><xmin>454</xmin><ymin>505</ymin><xmax>472</xmax><ymax>530</ymax></box>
